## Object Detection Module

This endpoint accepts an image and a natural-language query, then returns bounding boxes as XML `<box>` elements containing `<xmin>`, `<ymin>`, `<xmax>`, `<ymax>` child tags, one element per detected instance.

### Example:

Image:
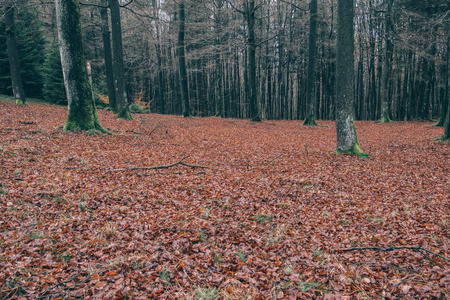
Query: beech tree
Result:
<box><xmin>110</xmin><ymin>0</ymin><xmax>132</xmax><ymax>119</ymax></box>
<box><xmin>55</xmin><ymin>0</ymin><xmax>104</xmax><ymax>132</ymax></box>
<box><xmin>303</xmin><ymin>0</ymin><xmax>318</xmax><ymax>126</ymax></box>
<box><xmin>4</xmin><ymin>2</ymin><xmax>26</xmax><ymax>105</ymax></box>
<box><xmin>99</xmin><ymin>0</ymin><xmax>116</xmax><ymax>112</ymax></box>
<box><xmin>443</xmin><ymin>34</ymin><xmax>450</xmax><ymax>140</ymax></box>
<box><xmin>335</xmin><ymin>0</ymin><xmax>368</xmax><ymax>157</ymax></box>
<box><xmin>178</xmin><ymin>1</ymin><xmax>190</xmax><ymax>117</ymax></box>
<box><xmin>378</xmin><ymin>0</ymin><xmax>393</xmax><ymax>123</ymax></box>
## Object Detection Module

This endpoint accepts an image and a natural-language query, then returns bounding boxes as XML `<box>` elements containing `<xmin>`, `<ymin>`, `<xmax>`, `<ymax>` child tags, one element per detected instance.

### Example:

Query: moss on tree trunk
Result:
<box><xmin>302</xmin><ymin>115</ymin><xmax>318</xmax><ymax>126</ymax></box>
<box><xmin>335</xmin><ymin>0</ymin><xmax>368</xmax><ymax>157</ymax></box>
<box><xmin>55</xmin><ymin>0</ymin><xmax>105</xmax><ymax>132</ymax></box>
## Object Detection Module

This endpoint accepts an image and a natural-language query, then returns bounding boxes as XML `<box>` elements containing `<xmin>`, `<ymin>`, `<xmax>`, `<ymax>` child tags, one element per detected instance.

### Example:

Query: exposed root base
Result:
<box><xmin>302</xmin><ymin>116</ymin><xmax>318</xmax><ymax>126</ymax></box>
<box><xmin>433</xmin><ymin>119</ymin><xmax>444</xmax><ymax>127</ymax></box>
<box><xmin>377</xmin><ymin>116</ymin><xmax>392</xmax><ymax>124</ymax></box>
<box><xmin>336</xmin><ymin>143</ymin><xmax>371</xmax><ymax>158</ymax></box>
<box><xmin>15</xmin><ymin>99</ymin><xmax>27</xmax><ymax>105</ymax></box>
<box><xmin>118</xmin><ymin>108</ymin><xmax>133</xmax><ymax>120</ymax></box>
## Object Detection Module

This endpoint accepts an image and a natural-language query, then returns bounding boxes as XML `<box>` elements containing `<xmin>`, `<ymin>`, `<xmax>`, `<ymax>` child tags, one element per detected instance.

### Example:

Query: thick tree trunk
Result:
<box><xmin>99</xmin><ymin>0</ymin><xmax>116</xmax><ymax>112</ymax></box>
<box><xmin>178</xmin><ymin>1</ymin><xmax>190</xmax><ymax>117</ymax></box>
<box><xmin>335</xmin><ymin>0</ymin><xmax>367</xmax><ymax>156</ymax></box>
<box><xmin>303</xmin><ymin>0</ymin><xmax>318</xmax><ymax>126</ymax></box>
<box><xmin>5</xmin><ymin>4</ymin><xmax>26</xmax><ymax>105</ymax></box>
<box><xmin>110</xmin><ymin>0</ymin><xmax>132</xmax><ymax>119</ymax></box>
<box><xmin>55</xmin><ymin>0</ymin><xmax>104</xmax><ymax>132</ymax></box>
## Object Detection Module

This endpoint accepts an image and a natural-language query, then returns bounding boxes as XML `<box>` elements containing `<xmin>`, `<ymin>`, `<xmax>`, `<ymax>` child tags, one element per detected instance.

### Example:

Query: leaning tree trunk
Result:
<box><xmin>110</xmin><ymin>0</ymin><xmax>132</xmax><ymax>119</ymax></box>
<box><xmin>178</xmin><ymin>1</ymin><xmax>190</xmax><ymax>117</ymax></box>
<box><xmin>55</xmin><ymin>0</ymin><xmax>104</xmax><ymax>132</ymax></box>
<box><xmin>335</xmin><ymin>0</ymin><xmax>368</xmax><ymax>157</ymax></box>
<box><xmin>303</xmin><ymin>0</ymin><xmax>318</xmax><ymax>126</ymax></box>
<box><xmin>5</xmin><ymin>4</ymin><xmax>26</xmax><ymax>105</ymax></box>
<box><xmin>378</xmin><ymin>0</ymin><xmax>393</xmax><ymax>123</ymax></box>
<box><xmin>99</xmin><ymin>0</ymin><xmax>116</xmax><ymax>112</ymax></box>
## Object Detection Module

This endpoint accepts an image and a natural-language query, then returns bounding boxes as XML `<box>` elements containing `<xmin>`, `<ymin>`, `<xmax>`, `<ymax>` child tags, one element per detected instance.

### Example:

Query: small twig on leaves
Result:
<box><xmin>147</xmin><ymin>125</ymin><xmax>160</xmax><ymax>136</ymax></box>
<box><xmin>336</xmin><ymin>246</ymin><xmax>449</xmax><ymax>261</ymax></box>
<box><xmin>105</xmin><ymin>156</ymin><xmax>208</xmax><ymax>173</ymax></box>
<box><xmin>262</xmin><ymin>153</ymin><xmax>283</xmax><ymax>166</ymax></box>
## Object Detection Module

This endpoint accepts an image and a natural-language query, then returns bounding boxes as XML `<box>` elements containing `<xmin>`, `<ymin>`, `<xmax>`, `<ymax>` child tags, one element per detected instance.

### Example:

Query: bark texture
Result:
<box><xmin>443</xmin><ymin>33</ymin><xmax>450</xmax><ymax>140</ymax></box>
<box><xmin>55</xmin><ymin>0</ymin><xmax>103</xmax><ymax>132</ymax></box>
<box><xmin>5</xmin><ymin>4</ymin><xmax>26</xmax><ymax>105</ymax></box>
<box><xmin>303</xmin><ymin>0</ymin><xmax>318</xmax><ymax>126</ymax></box>
<box><xmin>378</xmin><ymin>0</ymin><xmax>393</xmax><ymax>123</ymax></box>
<box><xmin>246</xmin><ymin>0</ymin><xmax>261</xmax><ymax>121</ymax></box>
<box><xmin>99</xmin><ymin>0</ymin><xmax>117</xmax><ymax>112</ymax></box>
<box><xmin>178</xmin><ymin>1</ymin><xmax>190</xmax><ymax>117</ymax></box>
<box><xmin>335</xmin><ymin>0</ymin><xmax>367</xmax><ymax>156</ymax></box>
<box><xmin>110</xmin><ymin>0</ymin><xmax>132</xmax><ymax>119</ymax></box>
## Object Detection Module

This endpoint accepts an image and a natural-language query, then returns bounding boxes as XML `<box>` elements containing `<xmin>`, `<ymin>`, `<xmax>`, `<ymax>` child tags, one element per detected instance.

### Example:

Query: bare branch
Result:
<box><xmin>336</xmin><ymin>246</ymin><xmax>449</xmax><ymax>261</ymax></box>
<box><xmin>226</xmin><ymin>0</ymin><xmax>245</xmax><ymax>15</ymax></box>
<box><xmin>105</xmin><ymin>156</ymin><xmax>208</xmax><ymax>173</ymax></box>
<box><xmin>79</xmin><ymin>1</ymin><xmax>108</xmax><ymax>8</ymax></box>
<box><xmin>278</xmin><ymin>0</ymin><xmax>308</xmax><ymax>12</ymax></box>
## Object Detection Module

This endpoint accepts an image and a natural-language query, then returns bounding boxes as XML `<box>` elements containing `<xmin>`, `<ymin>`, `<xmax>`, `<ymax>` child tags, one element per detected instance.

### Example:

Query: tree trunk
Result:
<box><xmin>335</xmin><ymin>0</ymin><xmax>367</xmax><ymax>156</ymax></box>
<box><xmin>178</xmin><ymin>1</ymin><xmax>190</xmax><ymax>117</ymax></box>
<box><xmin>110</xmin><ymin>0</ymin><xmax>132</xmax><ymax>119</ymax></box>
<box><xmin>5</xmin><ymin>4</ymin><xmax>26</xmax><ymax>105</ymax></box>
<box><xmin>378</xmin><ymin>0</ymin><xmax>393</xmax><ymax>123</ymax></box>
<box><xmin>99</xmin><ymin>0</ymin><xmax>116</xmax><ymax>112</ymax></box>
<box><xmin>246</xmin><ymin>0</ymin><xmax>261</xmax><ymax>121</ymax></box>
<box><xmin>443</xmin><ymin>33</ymin><xmax>450</xmax><ymax>140</ymax></box>
<box><xmin>55</xmin><ymin>0</ymin><xmax>104</xmax><ymax>132</ymax></box>
<box><xmin>303</xmin><ymin>0</ymin><xmax>318</xmax><ymax>125</ymax></box>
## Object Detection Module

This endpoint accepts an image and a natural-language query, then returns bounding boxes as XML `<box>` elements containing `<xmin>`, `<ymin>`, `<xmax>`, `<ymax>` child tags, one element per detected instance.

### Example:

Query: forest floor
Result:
<box><xmin>0</xmin><ymin>97</ymin><xmax>449</xmax><ymax>299</ymax></box>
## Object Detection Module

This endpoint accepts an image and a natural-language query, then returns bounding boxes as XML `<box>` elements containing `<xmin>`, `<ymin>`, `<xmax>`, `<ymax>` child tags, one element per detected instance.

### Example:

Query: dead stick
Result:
<box><xmin>106</xmin><ymin>156</ymin><xmax>207</xmax><ymax>173</ymax></box>
<box><xmin>336</xmin><ymin>246</ymin><xmax>449</xmax><ymax>261</ymax></box>
<box><xmin>147</xmin><ymin>125</ymin><xmax>160</xmax><ymax>136</ymax></box>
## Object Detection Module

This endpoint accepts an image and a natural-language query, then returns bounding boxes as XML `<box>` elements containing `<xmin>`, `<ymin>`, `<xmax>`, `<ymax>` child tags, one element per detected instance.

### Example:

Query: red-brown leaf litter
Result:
<box><xmin>0</xmin><ymin>99</ymin><xmax>449</xmax><ymax>299</ymax></box>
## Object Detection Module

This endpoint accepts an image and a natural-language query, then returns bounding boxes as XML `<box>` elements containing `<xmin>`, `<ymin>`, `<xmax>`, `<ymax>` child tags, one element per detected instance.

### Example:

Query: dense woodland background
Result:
<box><xmin>0</xmin><ymin>0</ymin><xmax>449</xmax><ymax>121</ymax></box>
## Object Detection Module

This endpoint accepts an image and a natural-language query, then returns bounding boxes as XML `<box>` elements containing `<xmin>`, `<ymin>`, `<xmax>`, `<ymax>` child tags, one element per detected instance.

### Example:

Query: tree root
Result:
<box><xmin>105</xmin><ymin>156</ymin><xmax>208</xmax><ymax>173</ymax></box>
<box><xmin>336</xmin><ymin>246</ymin><xmax>449</xmax><ymax>261</ymax></box>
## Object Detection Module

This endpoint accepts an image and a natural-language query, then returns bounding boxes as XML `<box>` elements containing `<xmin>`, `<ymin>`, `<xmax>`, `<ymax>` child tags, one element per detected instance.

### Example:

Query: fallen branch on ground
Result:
<box><xmin>105</xmin><ymin>156</ymin><xmax>208</xmax><ymax>173</ymax></box>
<box><xmin>336</xmin><ymin>246</ymin><xmax>449</xmax><ymax>261</ymax></box>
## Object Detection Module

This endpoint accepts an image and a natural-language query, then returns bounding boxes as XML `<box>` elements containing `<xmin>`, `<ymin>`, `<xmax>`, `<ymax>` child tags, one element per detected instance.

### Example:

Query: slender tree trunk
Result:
<box><xmin>55</xmin><ymin>0</ymin><xmax>104</xmax><ymax>132</ymax></box>
<box><xmin>335</xmin><ymin>0</ymin><xmax>367</xmax><ymax>156</ymax></box>
<box><xmin>246</xmin><ymin>0</ymin><xmax>261</xmax><ymax>121</ymax></box>
<box><xmin>110</xmin><ymin>0</ymin><xmax>132</xmax><ymax>119</ymax></box>
<box><xmin>443</xmin><ymin>33</ymin><xmax>450</xmax><ymax>140</ymax></box>
<box><xmin>178</xmin><ymin>1</ymin><xmax>190</xmax><ymax>117</ymax></box>
<box><xmin>155</xmin><ymin>43</ymin><xmax>165</xmax><ymax>114</ymax></box>
<box><xmin>379</xmin><ymin>0</ymin><xmax>393</xmax><ymax>123</ymax></box>
<box><xmin>5</xmin><ymin>4</ymin><xmax>26</xmax><ymax>105</ymax></box>
<box><xmin>99</xmin><ymin>0</ymin><xmax>116</xmax><ymax>112</ymax></box>
<box><xmin>303</xmin><ymin>0</ymin><xmax>318</xmax><ymax>125</ymax></box>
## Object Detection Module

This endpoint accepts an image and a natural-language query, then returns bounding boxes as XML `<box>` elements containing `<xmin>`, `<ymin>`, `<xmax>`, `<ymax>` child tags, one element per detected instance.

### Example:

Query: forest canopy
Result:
<box><xmin>0</xmin><ymin>0</ymin><xmax>448</xmax><ymax>122</ymax></box>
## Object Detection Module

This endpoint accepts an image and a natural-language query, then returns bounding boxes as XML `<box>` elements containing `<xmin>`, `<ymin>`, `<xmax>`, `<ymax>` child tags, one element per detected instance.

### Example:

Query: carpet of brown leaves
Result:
<box><xmin>0</xmin><ymin>99</ymin><xmax>449</xmax><ymax>299</ymax></box>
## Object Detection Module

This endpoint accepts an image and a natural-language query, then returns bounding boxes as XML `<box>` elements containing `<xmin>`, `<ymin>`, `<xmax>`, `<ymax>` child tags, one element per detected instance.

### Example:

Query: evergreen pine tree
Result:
<box><xmin>0</xmin><ymin>21</ymin><xmax>11</xmax><ymax>95</ymax></box>
<box><xmin>42</xmin><ymin>43</ymin><xmax>66</xmax><ymax>105</ymax></box>
<box><xmin>15</xmin><ymin>8</ymin><xmax>45</xmax><ymax>99</ymax></box>
<box><xmin>0</xmin><ymin>5</ymin><xmax>45</xmax><ymax>98</ymax></box>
